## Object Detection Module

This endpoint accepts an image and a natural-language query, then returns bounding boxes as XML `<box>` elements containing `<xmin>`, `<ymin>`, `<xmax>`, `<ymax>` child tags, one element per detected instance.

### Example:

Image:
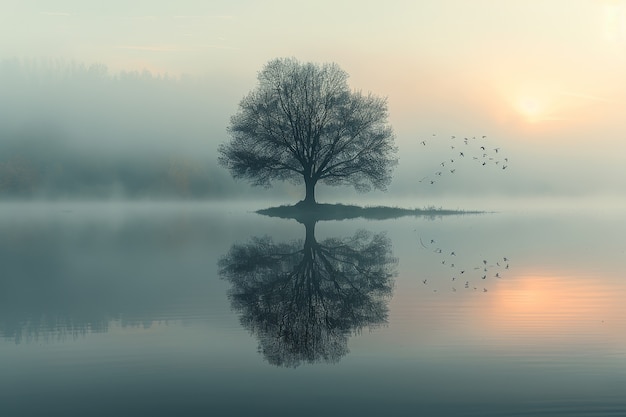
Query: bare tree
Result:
<box><xmin>219</xmin><ymin>57</ymin><xmax>397</xmax><ymax>205</ymax></box>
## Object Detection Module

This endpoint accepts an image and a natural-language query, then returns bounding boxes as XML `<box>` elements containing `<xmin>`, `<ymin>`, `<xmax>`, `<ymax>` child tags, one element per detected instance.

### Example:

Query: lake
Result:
<box><xmin>1</xmin><ymin>200</ymin><xmax>625</xmax><ymax>417</ymax></box>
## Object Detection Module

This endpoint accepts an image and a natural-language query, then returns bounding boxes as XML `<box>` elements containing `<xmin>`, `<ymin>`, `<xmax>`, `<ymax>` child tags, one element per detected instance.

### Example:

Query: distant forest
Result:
<box><xmin>0</xmin><ymin>58</ymin><xmax>295</xmax><ymax>199</ymax></box>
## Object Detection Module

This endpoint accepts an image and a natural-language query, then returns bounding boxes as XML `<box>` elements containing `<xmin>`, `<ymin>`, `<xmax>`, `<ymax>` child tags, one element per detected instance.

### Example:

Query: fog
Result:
<box><xmin>1</xmin><ymin>58</ymin><xmax>624</xmax><ymax>205</ymax></box>
<box><xmin>3</xmin><ymin>4</ymin><xmax>626</xmax><ymax>415</ymax></box>
<box><xmin>0</xmin><ymin>59</ymin><xmax>294</xmax><ymax>200</ymax></box>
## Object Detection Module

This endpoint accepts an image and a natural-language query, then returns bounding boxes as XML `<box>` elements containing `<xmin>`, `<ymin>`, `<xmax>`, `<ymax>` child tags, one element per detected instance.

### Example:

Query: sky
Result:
<box><xmin>1</xmin><ymin>0</ymin><xmax>625</xmax><ymax>202</ymax></box>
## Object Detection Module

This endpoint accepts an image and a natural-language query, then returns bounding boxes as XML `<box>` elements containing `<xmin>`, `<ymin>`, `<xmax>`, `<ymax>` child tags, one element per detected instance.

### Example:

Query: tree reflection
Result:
<box><xmin>218</xmin><ymin>218</ymin><xmax>397</xmax><ymax>367</ymax></box>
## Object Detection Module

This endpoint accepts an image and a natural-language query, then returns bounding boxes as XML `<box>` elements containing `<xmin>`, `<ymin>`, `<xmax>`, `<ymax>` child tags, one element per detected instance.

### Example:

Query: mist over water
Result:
<box><xmin>0</xmin><ymin>60</ymin><xmax>296</xmax><ymax>200</ymax></box>
<box><xmin>3</xmin><ymin>1</ymin><xmax>626</xmax><ymax>415</ymax></box>
<box><xmin>2</xmin><ymin>59</ymin><xmax>624</xmax><ymax>205</ymax></box>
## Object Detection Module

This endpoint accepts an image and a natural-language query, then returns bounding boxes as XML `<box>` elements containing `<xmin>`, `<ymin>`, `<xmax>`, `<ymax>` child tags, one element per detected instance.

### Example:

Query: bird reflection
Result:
<box><xmin>218</xmin><ymin>217</ymin><xmax>397</xmax><ymax>368</ymax></box>
<box><xmin>416</xmin><ymin>233</ymin><xmax>511</xmax><ymax>293</ymax></box>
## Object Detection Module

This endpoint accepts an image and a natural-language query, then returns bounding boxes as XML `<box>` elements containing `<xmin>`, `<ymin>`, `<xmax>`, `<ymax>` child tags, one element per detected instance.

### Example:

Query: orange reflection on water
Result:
<box><xmin>484</xmin><ymin>272</ymin><xmax>626</xmax><ymax>349</ymax></box>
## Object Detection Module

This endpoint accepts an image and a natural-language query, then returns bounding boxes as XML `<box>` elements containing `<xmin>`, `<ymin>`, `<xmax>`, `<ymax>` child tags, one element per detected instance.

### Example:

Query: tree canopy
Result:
<box><xmin>218</xmin><ymin>57</ymin><xmax>397</xmax><ymax>204</ymax></box>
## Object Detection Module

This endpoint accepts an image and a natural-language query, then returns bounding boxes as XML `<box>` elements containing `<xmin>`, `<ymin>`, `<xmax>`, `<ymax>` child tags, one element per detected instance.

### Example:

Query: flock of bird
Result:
<box><xmin>416</xmin><ymin>236</ymin><xmax>511</xmax><ymax>294</ymax></box>
<box><xmin>412</xmin><ymin>133</ymin><xmax>512</xmax><ymax>292</ymax></box>
<box><xmin>417</xmin><ymin>134</ymin><xmax>510</xmax><ymax>186</ymax></box>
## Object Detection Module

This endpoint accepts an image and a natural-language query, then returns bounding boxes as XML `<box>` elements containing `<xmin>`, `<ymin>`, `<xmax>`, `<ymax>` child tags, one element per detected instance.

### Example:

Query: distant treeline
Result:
<box><xmin>0</xmin><ymin>58</ymin><xmax>295</xmax><ymax>199</ymax></box>
<box><xmin>0</xmin><ymin>129</ymin><xmax>231</xmax><ymax>198</ymax></box>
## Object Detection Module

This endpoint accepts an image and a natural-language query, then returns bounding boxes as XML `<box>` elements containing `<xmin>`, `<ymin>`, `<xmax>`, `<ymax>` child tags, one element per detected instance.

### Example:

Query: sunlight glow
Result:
<box><xmin>485</xmin><ymin>274</ymin><xmax>623</xmax><ymax>342</ymax></box>
<box><xmin>515</xmin><ymin>96</ymin><xmax>546</xmax><ymax>123</ymax></box>
<box><xmin>603</xmin><ymin>1</ymin><xmax>626</xmax><ymax>42</ymax></box>
<box><xmin>507</xmin><ymin>87</ymin><xmax>593</xmax><ymax>125</ymax></box>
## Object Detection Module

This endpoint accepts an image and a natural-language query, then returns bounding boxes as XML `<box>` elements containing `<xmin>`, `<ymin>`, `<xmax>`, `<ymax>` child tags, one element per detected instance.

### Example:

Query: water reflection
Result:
<box><xmin>2</xmin><ymin>204</ymin><xmax>626</xmax><ymax>416</ymax></box>
<box><xmin>0</xmin><ymin>203</ymin><xmax>236</xmax><ymax>344</ymax></box>
<box><xmin>219</xmin><ymin>217</ymin><xmax>397</xmax><ymax>367</ymax></box>
<box><xmin>414</xmin><ymin>230</ymin><xmax>512</xmax><ymax>293</ymax></box>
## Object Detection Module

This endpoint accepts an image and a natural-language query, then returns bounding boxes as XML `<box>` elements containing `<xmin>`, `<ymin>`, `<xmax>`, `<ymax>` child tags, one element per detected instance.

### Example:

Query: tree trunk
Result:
<box><xmin>303</xmin><ymin>177</ymin><xmax>316</xmax><ymax>205</ymax></box>
<box><xmin>303</xmin><ymin>219</ymin><xmax>317</xmax><ymax>249</ymax></box>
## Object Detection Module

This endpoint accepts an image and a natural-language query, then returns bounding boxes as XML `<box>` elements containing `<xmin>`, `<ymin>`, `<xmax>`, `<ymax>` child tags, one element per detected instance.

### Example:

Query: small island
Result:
<box><xmin>257</xmin><ymin>202</ymin><xmax>480</xmax><ymax>222</ymax></box>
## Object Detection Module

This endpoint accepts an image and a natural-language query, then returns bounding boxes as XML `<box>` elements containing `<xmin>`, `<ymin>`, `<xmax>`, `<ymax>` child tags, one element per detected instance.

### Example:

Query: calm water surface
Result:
<box><xmin>1</xmin><ymin>201</ymin><xmax>625</xmax><ymax>417</ymax></box>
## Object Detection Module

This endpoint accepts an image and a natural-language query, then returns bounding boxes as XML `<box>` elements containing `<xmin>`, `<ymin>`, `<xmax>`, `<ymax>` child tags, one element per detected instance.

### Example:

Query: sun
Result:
<box><xmin>516</xmin><ymin>97</ymin><xmax>544</xmax><ymax>123</ymax></box>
